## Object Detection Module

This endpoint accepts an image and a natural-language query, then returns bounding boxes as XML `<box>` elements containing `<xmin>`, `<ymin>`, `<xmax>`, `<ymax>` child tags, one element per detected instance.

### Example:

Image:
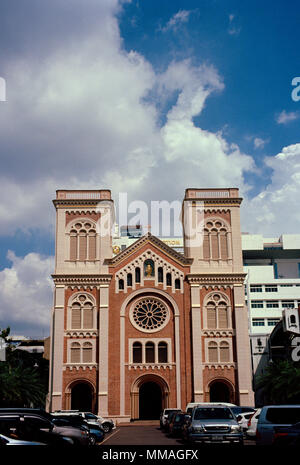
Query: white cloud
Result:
<box><xmin>276</xmin><ymin>110</ymin><xmax>299</xmax><ymax>124</ymax></box>
<box><xmin>160</xmin><ymin>10</ymin><xmax>192</xmax><ymax>32</ymax></box>
<box><xmin>242</xmin><ymin>143</ymin><xmax>300</xmax><ymax>234</ymax></box>
<box><xmin>0</xmin><ymin>251</ymin><xmax>54</xmax><ymax>337</ymax></box>
<box><xmin>253</xmin><ymin>137</ymin><xmax>269</xmax><ymax>149</ymax></box>
<box><xmin>228</xmin><ymin>14</ymin><xmax>241</xmax><ymax>36</ymax></box>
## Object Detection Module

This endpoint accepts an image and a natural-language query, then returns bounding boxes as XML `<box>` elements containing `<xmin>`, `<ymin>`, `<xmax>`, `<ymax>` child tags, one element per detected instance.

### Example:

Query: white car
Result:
<box><xmin>160</xmin><ymin>408</ymin><xmax>181</xmax><ymax>429</ymax></box>
<box><xmin>52</xmin><ymin>410</ymin><xmax>115</xmax><ymax>433</ymax></box>
<box><xmin>0</xmin><ymin>433</ymin><xmax>45</xmax><ymax>446</ymax></box>
<box><xmin>246</xmin><ymin>408</ymin><xmax>261</xmax><ymax>438</ymax></box>
<box><xmin>236</xmin><ymin>411</ymin><xmax>257</xmax><ymax>432</ymax></box>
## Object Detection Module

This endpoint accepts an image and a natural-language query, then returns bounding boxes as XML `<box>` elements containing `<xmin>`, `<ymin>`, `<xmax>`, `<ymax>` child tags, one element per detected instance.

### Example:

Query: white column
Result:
<box><xmin>98</xmin><ymin>284</ymin><xmax>109</xmax><ymax>417</ymax></box>
<box><xmin>50</xmin><ymin>285</ymin><xmax>65</xmax><ymax>411</ymax></box>
<box><xmin>191</xmin><ymin>284</ymin><xmax>204</xmax><ymax>401</ymax></box>
<box><xmin>174</xmin><ymin>314</ymin><xmax>181</xmax><ymax>409</ymax></box>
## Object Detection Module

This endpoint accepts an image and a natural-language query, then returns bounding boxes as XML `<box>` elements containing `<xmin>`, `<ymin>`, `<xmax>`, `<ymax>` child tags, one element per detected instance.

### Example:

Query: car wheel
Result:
<box><xmin>89</xmin><ymin>435</ymin><xmax>96</xmax><ymax>446</ymax></box>
<box><xmin>102</xmin><ymin>423</ymin><xmax>111</xmax><ymax>433</ymax></box>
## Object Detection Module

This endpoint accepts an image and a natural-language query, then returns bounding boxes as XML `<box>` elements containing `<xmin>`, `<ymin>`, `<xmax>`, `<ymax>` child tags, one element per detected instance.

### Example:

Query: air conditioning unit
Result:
<box><xmin>282</xmin><ymin>308</ymin><xmax>300</xmax><ymax>335</ymax></box>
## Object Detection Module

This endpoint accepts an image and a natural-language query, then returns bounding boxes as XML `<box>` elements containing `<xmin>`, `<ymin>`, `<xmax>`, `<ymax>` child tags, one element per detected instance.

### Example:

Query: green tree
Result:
<box><xmin>0</xmin><ymin>327</ymin><xmax>48</xmax><ymax>408</ymax></box>
<box><xmin>256</xmin><ymin>360</ymin><xmax>300</xmax><ymax>404</ymax></box>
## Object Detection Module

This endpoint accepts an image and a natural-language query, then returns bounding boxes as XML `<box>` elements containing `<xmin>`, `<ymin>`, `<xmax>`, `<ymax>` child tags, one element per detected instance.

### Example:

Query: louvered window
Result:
<box><xmin>218</xmin><ymin>306</ymin><xmax>228</xmax><ymax>329</ymax></box>
<box><xmin>79</xmin><ymin>233</ymin><xmax>87</xmax><ymax>261</ymax></box>
<box><xmin>71</xmin><ymin>304</ymin><xmax>81</xmax><ymax>329</ymax></box>
<box><xmin>220</xmin><ymin>342</ymin><xmax>230</xmax><ymax>362</ymax></box>
<box><xmin>220</xmin><ymin>231</ymin><xmax>228</xmax><ymax>259</ymax></box>
<box><xmin>83</xmin><ymin>303</ymin><xmax>93</xmax><ymax>329</ymax></box>
<box><xmin>203</xmin><ymin>232</ymin><xmax>210</xmax><ymax>260</ymax></box>
<box><xmin>88</xmin><ymin>231</ymin><xmax>96</xmax><ymax>260</ymax></box>
<box><xmin>70</xmin><ymin>343</ymin><xmax>81</xmax><ymax>363</ymax></box>
<box><xmin>208</xmin><ymin>342</ymin><xmax>218</xmax><ymax>363</ymax></box>
<box><xmin>207</xmin><ymin>305</ymin><xmax>217</xmax><ymax>329</ymax></box>
<box><xmin>70</xmin><ymin>231</ymin><xmax>77</xmax><ymax>261</ymax></box>
<box><xmin>211</xmin><ymin>231</ymin><xmax>219</xmax><ymax>259</ymax></box>
<box><xmin>82</xmin><ymin>343</ymin><xmax>93</xmax><ymax>363</ymax></box>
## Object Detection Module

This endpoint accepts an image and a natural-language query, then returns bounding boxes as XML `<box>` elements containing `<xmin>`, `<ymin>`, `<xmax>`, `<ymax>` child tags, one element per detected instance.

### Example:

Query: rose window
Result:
<box><xmin>131</xmin><ymin>298</ymin><xmax>169</xmax><ymax>332</ymax></box>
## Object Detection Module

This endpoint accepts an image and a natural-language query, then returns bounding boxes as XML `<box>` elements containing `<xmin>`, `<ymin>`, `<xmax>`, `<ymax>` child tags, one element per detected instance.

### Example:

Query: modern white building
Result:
<box><xmin>242</xmin><ymin>234</ymin><xmax>300</xmax><ymax>335</ymax></box>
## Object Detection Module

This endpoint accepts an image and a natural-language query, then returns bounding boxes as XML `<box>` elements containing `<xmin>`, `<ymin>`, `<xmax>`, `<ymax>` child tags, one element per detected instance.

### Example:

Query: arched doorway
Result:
<box><xmin>139</xmin><ymin>382</ymin><xmax>162</xmax><ymax>420</ymax></box>
<box><xmin>131</xmin><ymin>374</ymin><xmax>170</xmax><ymax>420</ymax></box>
<box><xmin>71</xmin><ymin>382</ymin><xmax>93</xmax><ymax>411</ymax></box>
<box><xmin>209</xmin><ymin>380</ymin><xmax>231</xmax><ymax>403</ymax></box>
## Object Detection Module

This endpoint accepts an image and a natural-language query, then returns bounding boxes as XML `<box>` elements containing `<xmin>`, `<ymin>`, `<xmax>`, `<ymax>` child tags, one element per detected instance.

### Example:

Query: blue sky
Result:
<box><xmin>0</xmin><ymin>0</ymin><xmax>299</xmax><ymax>337</ymax></box>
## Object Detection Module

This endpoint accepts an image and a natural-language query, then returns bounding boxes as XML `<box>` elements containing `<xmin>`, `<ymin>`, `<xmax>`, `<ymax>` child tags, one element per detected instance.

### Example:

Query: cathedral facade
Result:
<box><xmin>48</xmin><ymin>188</ymin><xmax>254</xmax><ymax>422</ymax></box>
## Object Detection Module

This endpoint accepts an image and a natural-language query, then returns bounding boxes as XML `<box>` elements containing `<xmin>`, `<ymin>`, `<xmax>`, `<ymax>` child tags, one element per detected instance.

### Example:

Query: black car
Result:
<box><xmin>168</xmin><ymin>412</ymin><xmax>190</xmax><ymax>437</ymax></box>
<box><xmin>0</xmin><ymin>411</ymin><xmax>73</xmax><ymax>446</ymax></box>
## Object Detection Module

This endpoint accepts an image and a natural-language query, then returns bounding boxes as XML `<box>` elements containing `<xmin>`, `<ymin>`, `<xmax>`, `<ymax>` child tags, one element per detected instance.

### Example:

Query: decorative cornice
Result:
<box><xmin>53</xmin><ymin>199</ymin><xmax>114</xmax><ymax>208</ymax></box>
<box><xmin>186</xmin><ymin>273</ymin><xmax>246</xmax><ymax>285</ymax></box>
<box><xmin>52</xmin><ymin>274</ymin><xmax>112</xmax><ymax>286</ymax></box>
<box><xmin>105</xmin><ymin>233</ymin><xmax>193</xmax><ymax>267</ymax></box>
<box><xmin>203</xmin><ymin>363</ymin><xmax>236</xmax><ymax>370</ymax></box>
<box><xmin>202</xmin><ymin>330</ymin><xmax>235</xmax><ymax>337</ymax></box>
<box><xmin>184</xmin><ymin>198</ymin><xmax>242</xmax><ymax>205</ymax></box>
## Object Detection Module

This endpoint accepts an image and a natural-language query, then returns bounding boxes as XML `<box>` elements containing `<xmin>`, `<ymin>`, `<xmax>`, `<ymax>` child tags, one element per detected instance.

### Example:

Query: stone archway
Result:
<box><xmin>65</xmin><ymin>380</ymin><xmax>97</xmax><ymax>413</ymax></box>
<box><xmin>131</xmin><ymin>374</ymin><xmax>170</xmax><ymax>420</ymax></box>
<box><xmin>209</xmin><ymin>379</ymin><xmax>234</xmax><ymax>403</ymax></box>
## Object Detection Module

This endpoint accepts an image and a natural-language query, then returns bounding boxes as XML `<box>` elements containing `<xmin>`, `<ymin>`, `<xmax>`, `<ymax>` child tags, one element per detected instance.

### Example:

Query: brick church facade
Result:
<box><xmin>48</xmin><ymin>188</ymin><xmax>254</xmax><ymax>422</ymax></box>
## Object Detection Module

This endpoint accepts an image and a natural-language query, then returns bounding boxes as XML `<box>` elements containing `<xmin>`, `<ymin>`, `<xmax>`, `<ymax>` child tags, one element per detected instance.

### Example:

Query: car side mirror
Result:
<box><xmin>236</xmin><ymin>415</ymin><xmax>242</xmax><ymax>422</ymax></box>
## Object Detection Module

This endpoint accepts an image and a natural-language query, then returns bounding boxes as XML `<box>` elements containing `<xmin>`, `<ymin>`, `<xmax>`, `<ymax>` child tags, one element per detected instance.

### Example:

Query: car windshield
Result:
<box><xmin>194</xmin><ymin>408</ymin><xmax>234</xmax><ymax>420</ymax></box>
<box><xmin>166</xmin><ymin>410</ymin><xmax>179</xmax><ymax>416</ymax></box>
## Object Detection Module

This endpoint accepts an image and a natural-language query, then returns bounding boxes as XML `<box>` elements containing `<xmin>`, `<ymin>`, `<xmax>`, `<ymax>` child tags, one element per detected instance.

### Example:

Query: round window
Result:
<box><xmin>130</xmin><ymin>298</ymin><xmax>170</xmax><ymax>332</ymax></box>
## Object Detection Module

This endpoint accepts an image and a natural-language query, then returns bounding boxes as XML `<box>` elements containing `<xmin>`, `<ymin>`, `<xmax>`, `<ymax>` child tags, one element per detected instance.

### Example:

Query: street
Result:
<box><xmin>102</xmin><ymin>423</ymin><xmax>256</xmax><ymax>446</ymax></box>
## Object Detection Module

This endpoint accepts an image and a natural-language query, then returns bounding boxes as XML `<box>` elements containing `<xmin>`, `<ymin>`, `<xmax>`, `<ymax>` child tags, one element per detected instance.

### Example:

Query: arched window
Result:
<box><xmin>145</xmin><ymin>342</ymin><xmax>155</xmax><ymax>363</ymax></box>
<box><xmin>127</xmin><ymin>273</ymin><xmax>133</xmax><ymax>287</ymax></box>
<box><xmin>132</xmin><ymin>342</ymin><xmax>142</xmax><ymax>363</ymax></box>
<box><xmin>68</xmin><ymin>221</ymin><xmax>97</xmax><ymax>261</ymax></box>
<box><xmin>82</xmin><ymin>342</ymin><xmax>93</xmax><ymax>363</ymax></box>
<box><xmin>166</xmin><ymin>273</ymin><xmax>172</xmax><ymax>286</ymax></box>
<box><xmin>83</xmin><ymin>302</ymin><xmax>93</xmax><ymax>329</ymax></box>
<box><xmin>70</xmin><ymin>342</ymin><xmax>81</xmax><ymax>363</ymax></box>
<box><xmin>203</xmin><ymin>219</ymin><xmax>230</xmax><ymax>261</ymax></box>
<box><xmin>158</xmin><ymin>342</ymin><xmax>168</xmax><ymax>363</ymax></box>
<box><xmin>207</xmin><ymin>303</ymin><xmax>217</xmax><ymax>329</ymax></box>
<box><xmin>70</xmin><ymin>294</ymin><xmax>95</xmax><ymax>330</ymax></box>
<box><xmin>220</xmin><ymin>341</ymin><xmax>230</xmax><ymax>362</ymax></box>
<box><xmin>175</xmin><ymin>278</ymin><xmax>180</xmax><ymax>290</ymax></box>
<box><xmin>135</xmin><ymin>267</ymin><xmax>141</xmax><ymax>283</ymax></box>
<box><xmin>208</xmin><ymin>342</ymin><xmax>218</xmax><ymax>363</ymax></box>
<box><xmin>71</xmin><ymin>303</ymin><xmax>81</xmax><ymax>329</ymax></box>
<box><xmin>119</xmin><ymin>279</ymin><xmax>124</xmax><ymax>290</ymax></box>
<box><xmin>205</xmin><ymin>293</ymin><xmax>230</xmax><ymax>330</ymax></box>
<box><xmin>158</xmin><ymin>267</ymin><xmax>163</xmax><ymax>283</ymax></box>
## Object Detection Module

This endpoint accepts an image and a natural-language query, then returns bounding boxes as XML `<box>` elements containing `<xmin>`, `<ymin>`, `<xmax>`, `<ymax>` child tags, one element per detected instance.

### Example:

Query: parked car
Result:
<box><xmin>50</xmin><ymin>417</ymin><xmax>90</xmax><ymax>446</ymax></box>
<box><xmin>256</xmin><ymin>405</ymin><xmax>300</xmax><ymax>445</ymax></box>
<box><xmin>185</xmin><ymin>402</ymin><xmax>236</xmax><ymax>416</ymax></box>
<box><xmin>160</xmin><ymin>408</ymin><xmax>181</xmax><ymax>430</ymax></box>
<box><xmin>246</xmin><ymin>408</ymin><xmax>261</xmax><ymax>438</ymax></box>
<box><xmin>236</xmin><ymin>411</ymin><xmax>257</xmax><ymax>432</ymax></box>
<box><xmin>168</xmin><ymin>412</ymin><xmax>190</xmax><ymax>437</ymax></box>
<box><xmin>51</xmin><ymin>414</ymin><xmax>104</xmax><ymax>445</ymax></box>
<box><xmin>164</xmin><ymin>410</ymin><xmax>182</xmax><ymax>433</ymax></box>
<box><xmin>231</xmin><ymin>406</ymin><xmax>256</xmax><ymax>416</ymax></box>
<box><xmin>52</xmin><ymin>410</ymin><xmax>115</xmax><ymax>433</ymax></box>
<box><xmin>273</xmin><ymin>422</ymin><xmax>300</xmax><ymax>446</ymax></box>
<box><xmin>0</xmin><ymin>411</ymin><xmax>74</xmax><ymax>446</ymax></box>
<box><xmin>0</xmin><ymin>433</ymin><xmax>45</xmax><ymax>446</ymax></box>
<box><xmin>182</xmin><ymin>405</ymin><xmax>243</xmax><ymax>445</ymax></box>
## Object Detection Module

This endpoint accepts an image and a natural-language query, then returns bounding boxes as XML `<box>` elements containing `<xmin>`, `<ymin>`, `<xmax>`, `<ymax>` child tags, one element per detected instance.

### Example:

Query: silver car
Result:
<box><xmin>183</xmin><ymin>405</ymin><xmax>243</xmax><ymax>444</ymax></box>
